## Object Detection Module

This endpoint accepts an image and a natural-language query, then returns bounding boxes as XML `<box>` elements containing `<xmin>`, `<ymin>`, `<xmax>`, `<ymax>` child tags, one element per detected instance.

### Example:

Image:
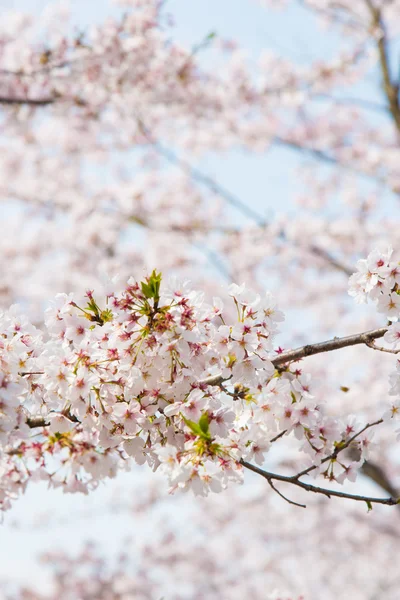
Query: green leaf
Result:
<box><xmin>129</xmin><ymin>215</ymin><xmax>147</xmax><ymax>227</ymax></box>
<box><xmin>182</xmin><ymin>416</ymin><xmax>203</xmax><ymax>436</ymax></box>
<box><xmin>100</xmin><ymin>308</ymin><xmax>113</xmax><ymax>323</ymax></box>
<box><xmin>141</xmin><ymin>270</ymin><xmax>162</xmax><ymax>301</ymax></box>
<box><xmin>182</xmin><ymin>414</ymin><xmax>211</xmax><ymax>441</ymax></box>
<box><xmin>141</xmin><ymin>281</ymin><xmax>152</xmax><ymax>299</ymax></box>
<box><xmin>199</xmin><ymin>412</ymin><xmax>210</xmax><ymax>435</ymax></box>
<box><xmin>365</xmin><ymin>500</ymin><xmax>373</xmax><ymax>512</ymax></box>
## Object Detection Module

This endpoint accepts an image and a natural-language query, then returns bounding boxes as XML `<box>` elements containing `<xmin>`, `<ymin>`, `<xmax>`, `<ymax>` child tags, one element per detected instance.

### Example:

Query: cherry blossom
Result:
<box><xmin>2</xmin><ymin>0</ymin><xmax>400</xmax><ymax>597</ymax></box>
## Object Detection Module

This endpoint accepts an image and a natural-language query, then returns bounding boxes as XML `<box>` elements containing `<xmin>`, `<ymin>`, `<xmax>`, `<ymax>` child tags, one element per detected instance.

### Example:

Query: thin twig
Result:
<box><xmin>138</xmin><ymin>118</ymin><xmax>354</xmax><ymax>277</ymax></box>
<box><xmin>192</xmin><ymin>241</ymin><xmax>233</xmax><ymax>281</ymax></box>
<box><xmin>270</xmin><ymin>430</ymin><xmax>287</xmax><ymax>443</ymax></box>
<box><xmin>273</xmin><ymin>136</ymin><xmax>387</xmax><ymax>185</ymax></box>
<box><xmin>309</xmin><ymin>245</ymin><xmax>353</xmax><ymax>277</ymax></box>
<box><xmin>139</xmin><ymin>121</ymin><xmax>267</xmax><ymax>226</ymax></box>
<box><xmin>0</xmin><ymin>96</ymin><xmax>54</xmax><ymax>106</ymax></box>
<box><xmin>267</xmin><ymin>479</ymin><xmax>306</xmax><ymax>508</ymax></box>
<box><xmin>314</xmin><ymin>93</ymin><xmax>390</xmax><ymax>114</ymax></box>
<box><xmin>241</xmin><ymin>460</ymin><xmax>398</xmax><ymax>507</ymax></box>
<box><xmin>20</xmin><ymin>371</ymin><xmax>44</xmax><ymax>376</ymax></box>
<box><xmin>366</xmin><ymin>341</ymin><xmax>400</xmax><ymax>355</ymax></box>
<box><xmin>294</xmin><ymin>419</ymin><xmax>384</xmax><ymax>480</ymax></box>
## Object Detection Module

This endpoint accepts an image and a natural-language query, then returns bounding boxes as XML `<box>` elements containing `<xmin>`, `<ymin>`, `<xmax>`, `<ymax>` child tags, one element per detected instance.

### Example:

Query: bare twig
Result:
<box><xmin>193</xmin><ymin>242</ymin><xmax>233</xmax><ymax>281</ymax></box>
<box><xmin>314</xmin><ymin>93</ymin><xmax>390</xmax><ymax>114</ymax></box>
<box><xmin>309</xmin><ymin>245</ymin><xmax>353</xmax><ymax>277</ymax></box>
<box><xmin>138</xmin><ymin>118</ymin><xmax>354</xmax><ymax>277</ymax></box>
<box><xmin>267</xmin><ymin>479</ymin><xmax>306</xmax><ymax>508</ymax></box>
<box><xmin>139</xmin><ymin>122</ymin><xmax>267</xmax><ymax>226</ymax></box>
<box><xmin>0</xmin><ymin>96</ymin><xmax>55</xmax><ymax>106</ymax></box>
<box><xmin>241</xmin><ymin>459</ymin><xmax>398</xmax><ymax>507</ymax></box>
<box><xmin>366</xmin><ymin>341</ymin><xmax>400</xmax><ymax>354</ymax></box>
<box><xmin>20</xmin><ymin>371</ymin><xmax>44</xmax><ymax>376</ymax></box>
<box><xmin>270</xmin><ymin>429</ymin><xmax>287</xmax><ymax>443</ymax></box>
<box><xmin>273</xmin><ymin>136</ymin><xmax>387</xmax><ymax>186</ymax></box>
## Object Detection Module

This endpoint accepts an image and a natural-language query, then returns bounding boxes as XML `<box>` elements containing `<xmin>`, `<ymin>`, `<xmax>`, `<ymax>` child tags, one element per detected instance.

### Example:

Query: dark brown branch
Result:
<box><xmin>201</xmin><ymin>327</ymin><xmax>388</xmax><ymax>388</ymax></box>
<box><xmin>270</xmin><ymin>429</ymin><xmax>287</xmax><ymax>443</ymax></box>
<box><xmin>272</xmin><ymin>327</ymin><xmax>387</xmax><ymax>366</ymax></box>
<box><xmin>267</xmin><ymin>479</ymin><xmax>306</xmax><ymax>508</ymax></box>
<box><xmin>360</xmin><ymin>460</ymin><xmax>399</xmax><ymax>498</ymax></box>
<box><xmin>241</xmin><ymin>460</ymin><xmax>398</xmax><ymax>507</ymax></box>
<box><xmin>20</xmin><ymin>371</ymin><xmax>44</xmax><ymax>376</ymax></box>
<box><xmin>26</xmin><ymin>416</ymin><xmax>49</xmax><ymax>428</ymax></box>
<box><xmin>26</xmin><ymin>410</ymin><xmax>79</xmax><ymax>429</ymax></box>
<box><xmin>0</xmin><ymin>96</ymin><xmax>55</xmax><ymax>106</ymax></box>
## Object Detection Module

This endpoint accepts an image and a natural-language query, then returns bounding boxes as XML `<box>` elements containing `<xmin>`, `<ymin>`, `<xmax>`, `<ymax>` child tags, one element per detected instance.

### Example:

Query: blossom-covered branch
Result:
<box><xmin>0</xmin><ymin>244</ymin><xmax>399</xmax><ymax>514</ymax></box>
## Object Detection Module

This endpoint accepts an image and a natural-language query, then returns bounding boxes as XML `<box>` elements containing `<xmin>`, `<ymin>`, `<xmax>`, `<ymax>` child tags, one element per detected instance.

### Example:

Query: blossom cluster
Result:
<box><xmin>0</xmin><ymin>271</ymin><xmax>376</xmax><ymax>511</ymax></box>
<box><xmin>348</xmin><ymin>246</ymin><xmax>400</xmax><ymax>315</ymax></box>
<box><xmin>349</xmin><ymin>247</ymin><xmax>400</xmax><ymax>430</ymax></box>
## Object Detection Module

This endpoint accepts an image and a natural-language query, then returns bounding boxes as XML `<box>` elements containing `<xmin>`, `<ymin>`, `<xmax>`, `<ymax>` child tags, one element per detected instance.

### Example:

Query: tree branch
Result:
<box><xmin>200</xmin><ymin>327</ymin><xmax>388</xmax><ymax>388</ymax></box>
<box><xmin>26</xmin><ymin>416</ymin><xmax>48</xmax><ymax>428</ymax></box>
<box><xmin>272</xmin><ymin>327</ymin><xmax>387</xmax><ymax>366</ymax></box>
<box><xmin>267</xmin><ymin>478</ymin><xmax>306</xmax><ymax>508</ymax></box>
<box><xmin>365</xmin><ymin>0</ymin><xmax>400</xmax><ymax>133</ymax></box>
<box><xmin>270</xmin><ymin>429</ymin><xmax>287</xmax><ymax>443</ymax></box>
<box><xmin>138</xmin><ymin>120</ymin><xmax>360</xmax><ymax>278</ymax></box>
<box><xmin>366</xmin><ymin>340</ymin><xmax>400</xmax><ymax>354</ymax></box>
<box><xmin>25</xmin><ymin>411</ymin><xmax>79</xmax><ymax>429</ymax></box>
<box><xmin>309</xmin><ymin>244</ymin><xmax>353</xmax><ymax>276</ymax></box>
<box><xmin>0</xmin><ymin>96</ymin><xmax>55</xmax><ymax>106</ymax></box>
<box><xmin>294</xmin><ymin>419</ymin><xmax>383</xmax><ymax>480</ymax></box>
<box><xmin>138</xmin><ymin>120</ymin><xmax>267</xmax><ymax>226</ymax></box>
<box><xmin>241</xmin><ymin>459</ymin><xmax>398</xmax><ymax>507</ymax></box>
